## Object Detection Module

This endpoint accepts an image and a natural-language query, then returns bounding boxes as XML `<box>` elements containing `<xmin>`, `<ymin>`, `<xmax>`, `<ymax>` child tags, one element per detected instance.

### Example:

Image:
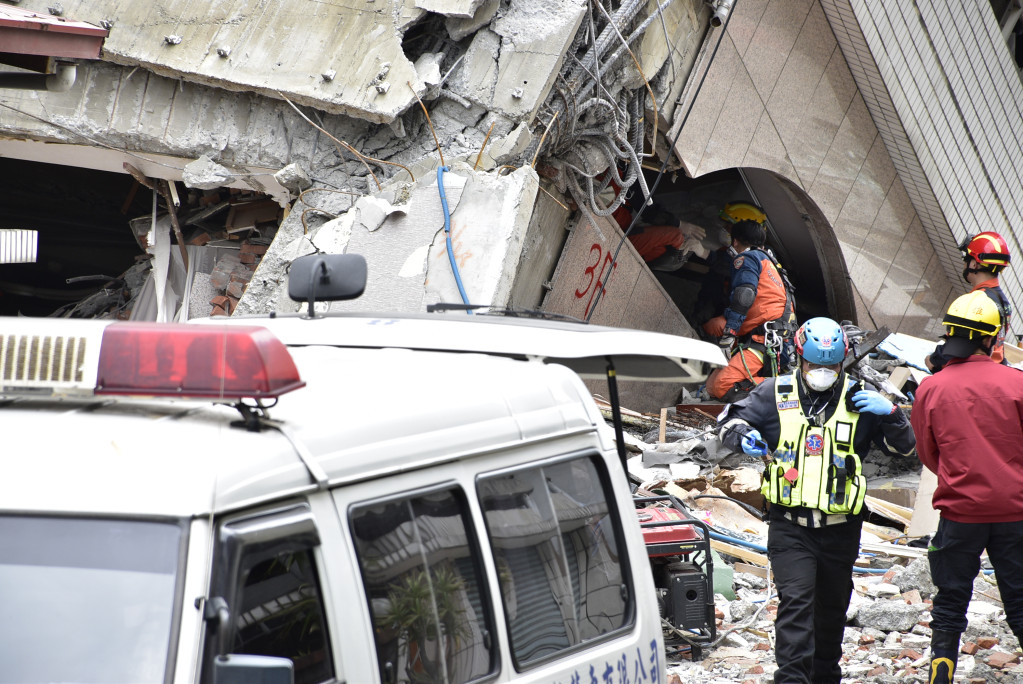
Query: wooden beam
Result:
<box><xmin>710</xmin><ymin>538</ymin><xmax>768</xmax><ymax>566</ymax></box>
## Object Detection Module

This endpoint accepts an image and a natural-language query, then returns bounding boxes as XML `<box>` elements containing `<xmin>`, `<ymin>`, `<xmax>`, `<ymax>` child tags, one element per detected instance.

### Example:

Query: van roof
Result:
<box><xmin>0</xmin><ymin>343</ymin><xmax>599</xmax><ymax>518</ymax></box>
<box><xmin>205</xmin><ymin>311</ymin><xmax>724</xmax><ymax>383</ymax></box>
<box><xmin>0</xmin><ymin>313</ymin><xmax>723</xmax><ymax>518</ymax></box>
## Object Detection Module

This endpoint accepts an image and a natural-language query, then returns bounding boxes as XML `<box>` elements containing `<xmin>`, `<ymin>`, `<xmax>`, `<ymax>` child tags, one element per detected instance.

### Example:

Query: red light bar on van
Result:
<box><xmin>95</xmin><ymin>323</ymin><xmax>305</xmax><ymax>400</ymax></box>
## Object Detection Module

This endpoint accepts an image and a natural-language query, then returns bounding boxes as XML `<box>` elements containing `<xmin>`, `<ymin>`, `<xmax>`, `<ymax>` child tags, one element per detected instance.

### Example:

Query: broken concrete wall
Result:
<box><xmin>236</xmin><ymin>162</ymin><xmax>540</xmax><ymax>314</ymax></box>
<box><xmin>3</xmin><ymin>0</ymin><xmax>710</xmax><ymax>360</ymax></box>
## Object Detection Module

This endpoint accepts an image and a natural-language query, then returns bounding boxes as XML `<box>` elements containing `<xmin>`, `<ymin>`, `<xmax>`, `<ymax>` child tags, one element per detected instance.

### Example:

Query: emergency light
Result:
<box><xmin>0</xmin><ymin>319</ymin><xmax>305</xmax><ymax>401</ymax></box>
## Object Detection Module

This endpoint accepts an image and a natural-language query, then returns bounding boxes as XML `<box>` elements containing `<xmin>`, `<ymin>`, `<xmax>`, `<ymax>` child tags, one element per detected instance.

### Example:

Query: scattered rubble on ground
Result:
<box><xmin>610</xmin><ymin>402</ymin><xmax>1022</xmax><ymax>683</ymax></box>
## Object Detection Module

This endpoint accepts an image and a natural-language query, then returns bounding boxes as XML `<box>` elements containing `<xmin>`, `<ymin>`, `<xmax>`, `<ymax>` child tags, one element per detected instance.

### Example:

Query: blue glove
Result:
<box><xmin>741</xmin><ymin>429</ymin><xmax>768</xmax><ymax>456</ymax></box>
<box><xmin>851</xmin><ymin>390</ymin><xmax>895</xmax><ymax>415</ymax></box>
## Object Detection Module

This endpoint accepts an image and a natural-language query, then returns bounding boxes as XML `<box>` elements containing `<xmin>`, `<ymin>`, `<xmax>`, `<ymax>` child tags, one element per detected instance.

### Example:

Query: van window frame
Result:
<box><xmin>348</xmin><ymin>480</ymin><xmax>499</xmax><ymax>684</ymax></box>
<box><xmin>475</xmin><ymin>449</ymin><xmax>637</xmax><ymax>672</ymax></box>
<box><xmin>202</xmin><ymin>501</ymin><xmax>337</xmax><ymax>684</ymax></box>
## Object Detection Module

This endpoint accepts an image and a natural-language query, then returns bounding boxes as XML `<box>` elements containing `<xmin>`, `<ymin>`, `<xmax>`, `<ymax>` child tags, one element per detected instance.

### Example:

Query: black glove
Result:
<box><xmin>718</xmin><ymin>335</ymin><xmax>736</xmax><ymax>359</ymax></box>
<box><xmin>648</xmin><ymin>246</ymin><xmax>688</xmax><ymax>272</ymax></box>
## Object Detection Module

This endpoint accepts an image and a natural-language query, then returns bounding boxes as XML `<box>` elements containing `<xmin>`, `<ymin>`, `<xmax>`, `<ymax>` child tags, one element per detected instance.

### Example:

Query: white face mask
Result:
<box><xmin>803</xmin><ymin>368</ymin><xmax>838</xmax><ymax>391</ymax></box>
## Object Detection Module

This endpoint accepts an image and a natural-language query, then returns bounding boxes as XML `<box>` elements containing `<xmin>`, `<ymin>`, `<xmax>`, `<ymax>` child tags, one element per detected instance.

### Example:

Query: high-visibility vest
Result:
<box><xmin>761</xmin><ymin>374</ymin><xmax>867</xmax><ymax>514</ymax></box>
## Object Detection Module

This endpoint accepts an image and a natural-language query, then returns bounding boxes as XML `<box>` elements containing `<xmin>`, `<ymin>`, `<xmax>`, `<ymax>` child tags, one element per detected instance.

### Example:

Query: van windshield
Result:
<box><xmin>0</xmin><ymin>516</ymin><xmax>183</xmax><ymax>684</ymax></box>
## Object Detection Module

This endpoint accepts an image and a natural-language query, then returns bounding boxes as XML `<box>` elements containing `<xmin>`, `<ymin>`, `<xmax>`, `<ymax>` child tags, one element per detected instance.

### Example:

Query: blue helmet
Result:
<box><xmin>795</xmin><ymin>317</ymin><xmax>848</xmax><ymax>365</ymax></box>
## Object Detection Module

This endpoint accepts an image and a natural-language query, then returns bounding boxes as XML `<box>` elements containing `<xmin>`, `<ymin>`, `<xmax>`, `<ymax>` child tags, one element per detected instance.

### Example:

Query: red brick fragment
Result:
<box><xmin>986</xmin><ymin>651</ymin><xmax>1019</xmax><ymax>669</ymax></box>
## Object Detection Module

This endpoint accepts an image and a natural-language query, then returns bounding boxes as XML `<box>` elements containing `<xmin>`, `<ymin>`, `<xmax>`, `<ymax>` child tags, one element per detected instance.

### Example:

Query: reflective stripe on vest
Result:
<box><xmin>760</xmin><ymin>374</ymin><xmax>867</xmax><ymax>514</ymax></box>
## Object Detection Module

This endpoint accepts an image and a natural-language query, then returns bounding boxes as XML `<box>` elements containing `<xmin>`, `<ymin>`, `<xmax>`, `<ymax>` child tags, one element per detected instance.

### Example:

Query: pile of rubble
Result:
<box><xmin>50</xmin><ymin>183</ymin><xmax>280</xmax><ymax>320</ymax></box>
<box><xmin>666</xmin><ymin>559</ymin><xmax>1021</xmax><ymax>683</ymax></box>
<box><xmin>612</xmin><ymin>405</ymin><xmax>1022</xmax><ymax>683</ymax></box>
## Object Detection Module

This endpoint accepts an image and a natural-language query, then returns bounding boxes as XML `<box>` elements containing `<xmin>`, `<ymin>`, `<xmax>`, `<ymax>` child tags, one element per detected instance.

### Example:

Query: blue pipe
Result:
<box><xmin>437</xmin><ymin>166</ymin><xmax>471</xmax><ymax>312</ymax></box>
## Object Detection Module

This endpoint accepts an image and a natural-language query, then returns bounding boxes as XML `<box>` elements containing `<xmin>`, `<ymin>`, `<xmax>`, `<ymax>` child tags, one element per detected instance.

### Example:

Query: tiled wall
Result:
<box><xmin>831</xmin><ymin>0</ymin><xmax>1023</xmax><ymax>340</ymax></box>
<box><xmin>670</xmin><ymin>0</ymin><xmax>1023</xmax><ymax>340</ymax></box>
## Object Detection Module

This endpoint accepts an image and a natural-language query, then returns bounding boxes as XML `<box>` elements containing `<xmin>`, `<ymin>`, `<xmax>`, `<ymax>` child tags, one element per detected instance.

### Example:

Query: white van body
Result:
<box><xmin>0</xmin><ymin>311</ymin><xmax>722</xmax><ymax>684</ymax></box>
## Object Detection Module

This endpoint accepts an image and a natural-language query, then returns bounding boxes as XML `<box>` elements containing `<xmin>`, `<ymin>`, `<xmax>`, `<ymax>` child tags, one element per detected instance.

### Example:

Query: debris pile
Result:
<box><xmin>50</xmin><ymin>184</ymin><xmax>281</xmax><ymax>320</ymax></box>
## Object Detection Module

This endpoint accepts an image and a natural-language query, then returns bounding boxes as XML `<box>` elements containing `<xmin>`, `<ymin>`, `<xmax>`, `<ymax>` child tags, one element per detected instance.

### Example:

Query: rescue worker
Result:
<box><xmin>702</xmin><ymin>218</ymin><xmax>796</xmax><ymax>401</ymax></box>
<box><xmin>926</xmin><ymin>231</ymin><xmax>1012</xmax><ymax>371</ymax></box>
<box><xmin>693</xmin><ymin>201</ymin><xmax>770</xmax><ymax>330</ymax></box>
<box><xmin>717</xmin><ymin>317</ymin><xmax>916</xmax><ymax>684</ymax></box>
<box><xmin>910</xmin><ymin>291</ymin><xmax>1023</xmax><ymax>684</ymax></box>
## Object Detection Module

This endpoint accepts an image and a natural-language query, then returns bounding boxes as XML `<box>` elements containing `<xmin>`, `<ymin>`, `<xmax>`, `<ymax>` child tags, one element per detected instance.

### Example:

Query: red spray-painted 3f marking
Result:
<box><xmin>574</xmin><ymin>243</ymin><xmax>617</xmax><ymax>318</ymax></box>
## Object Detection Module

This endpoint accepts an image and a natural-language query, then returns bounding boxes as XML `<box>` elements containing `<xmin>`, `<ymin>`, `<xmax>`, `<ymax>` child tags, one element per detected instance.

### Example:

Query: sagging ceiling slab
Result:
<box><xmin>19</xmin><ymin>0</ymin><xmax>423</xmax><ymax>124</ymax></box>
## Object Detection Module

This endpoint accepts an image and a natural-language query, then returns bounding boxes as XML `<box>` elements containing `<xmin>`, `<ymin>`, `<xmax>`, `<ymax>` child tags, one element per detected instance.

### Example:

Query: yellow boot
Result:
<box><xmin>928</xmin><ymin>629</ymin><xmax>959</xmax><ymax>684</ymax></box>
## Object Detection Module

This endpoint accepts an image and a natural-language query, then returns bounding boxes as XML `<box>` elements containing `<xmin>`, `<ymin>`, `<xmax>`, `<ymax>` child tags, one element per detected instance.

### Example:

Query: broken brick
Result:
<box><xmin>986</xmin><ymin>651</ymin><xmax>1019</xmax><ymax>669</ymax></box>
<box><xmin>961</xmin><ymin>642</ymin><xmax>979</xmax><ymax>655</ymax></box>
<box><xmin>187</xmin><ymin>232</ymin><xmax>211</xmax><ymax>246</ymax></box>
<box><xmin>899</xmin><ymin>648</ymin><xmax>923</xmax><ymax>660</ymax></box>
<box><xmin>883</xmin><ymin>568</ymin><xmax>899</xmax><ymax>583</ymax></box>
<box><xmin>240</xmin><ymin>242</ymin><xmax>268</xmax><ymax>255</ymax></box>
<box><xmin>226</xmin><ymin>281</ymin><xmax>246</xmax><ymax>299</ymax></box>
<box><xmin>902</xmin><ymin>589</ymin><xmax>922</xmax><ymax>604</ymax></box>
<box><xmin>868</xmin><ymin>665</ymin><xmax>886</xmax><ymax>676</ymax></box>
<box><xmin>746</xmin><ymin>665</ymin><xmax>764</xmax><ymax>674</ymax></box>
<box><xmin>240</xmin><ymin>251</ymin><xmax>256</xmax><ymax>265</ymax></box>
<box><xmin>753</xmin><ymin>642</ymin><xmax>770</xmax><ymax>651</ymax></box>
<box><xmin>976</xmin><ymin>637</ymin><xmax>1000</xmax><ymax>649</ymax></box>
<box><xmin>859</xmin><ymin>634</ymin><xmax>876</xmax><ymax>645</ymax></box>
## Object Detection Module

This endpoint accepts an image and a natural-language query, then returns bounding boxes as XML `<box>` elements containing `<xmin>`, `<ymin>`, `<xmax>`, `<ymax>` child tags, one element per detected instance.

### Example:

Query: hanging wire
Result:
<box><xmin>585</xmin><ymin>4</ymin><xmax>736</xmax><ymax>323</ymax></box>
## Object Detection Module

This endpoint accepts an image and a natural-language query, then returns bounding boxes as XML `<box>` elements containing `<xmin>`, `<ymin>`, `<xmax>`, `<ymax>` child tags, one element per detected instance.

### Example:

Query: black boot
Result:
<box><xmin>928</xmin><ymin>629</ymin><xmax>960</xmax><ymax>684</ymax></box>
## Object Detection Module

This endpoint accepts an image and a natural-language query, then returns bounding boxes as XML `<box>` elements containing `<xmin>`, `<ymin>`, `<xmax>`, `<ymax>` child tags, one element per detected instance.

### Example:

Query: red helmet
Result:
<box><xmin>961</xmin><ymin>232</ymin><xmax>1010</xmax><ymax>269</ymax></box>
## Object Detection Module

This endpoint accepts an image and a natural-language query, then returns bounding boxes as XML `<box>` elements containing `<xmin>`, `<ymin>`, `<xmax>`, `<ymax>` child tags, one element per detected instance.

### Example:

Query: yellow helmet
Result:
<box><xmin>720</xmin><ymin>201</ymin><xmax>766</xmax><ymax>224</ymax></box>
<box><xmin>942</xmin><ymin>290</ymin><xmax>1001</xmax><ymax>340</ymax></box>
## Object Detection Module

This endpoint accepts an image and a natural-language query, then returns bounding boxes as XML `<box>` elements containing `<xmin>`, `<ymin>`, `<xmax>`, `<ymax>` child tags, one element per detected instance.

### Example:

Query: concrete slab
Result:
<box><xmin>18</xmin><ymin>0</ymin><xmax>423</xmax><ymax>123</ymax></box>
<box><xmin>416</xmin><ymin>0</ymin><xmax>486</xmax><ymax>19</ymax></box>
<box><xmin>447</xmin><ymin>0</ymin><xmax>585</xmax><ymax>122</ymax></box>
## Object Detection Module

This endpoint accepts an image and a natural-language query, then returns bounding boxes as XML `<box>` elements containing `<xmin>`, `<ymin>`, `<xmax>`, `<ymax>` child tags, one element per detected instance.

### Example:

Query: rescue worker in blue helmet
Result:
<box><xmin>717</xmin><ymin>317</ymin><xmax>916</xmax><ymax>684</ymax></box>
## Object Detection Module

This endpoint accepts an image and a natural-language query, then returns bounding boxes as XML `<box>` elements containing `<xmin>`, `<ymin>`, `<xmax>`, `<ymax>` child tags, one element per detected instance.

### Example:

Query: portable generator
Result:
<box><xmin>635</xmin><ymin>494</ymin><xmax>716</xmax><ymax>658</ymax></box>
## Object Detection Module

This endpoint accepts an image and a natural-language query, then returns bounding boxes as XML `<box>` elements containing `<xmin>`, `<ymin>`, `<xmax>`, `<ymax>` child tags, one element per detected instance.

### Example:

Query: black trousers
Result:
<box><xmin>767</xmin><ymin>513</ymin><xmax>861</xmax><ymax>684</ymax></box>
<box><xmin>929</xmin><ymin>517</ymin><xmax>1023</xmax><ymax>639</ymax></box>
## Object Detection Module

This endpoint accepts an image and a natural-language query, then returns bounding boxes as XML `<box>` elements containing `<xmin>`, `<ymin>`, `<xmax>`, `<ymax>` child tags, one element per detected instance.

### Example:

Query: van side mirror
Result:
<box><xmin>213</xmin><ymin>654</ymin><xmax>294</xmax><ymax>684</ymax></box>
<box><xmin>287</xmin><ymin>253</ymin><xmax>367</xmax><ymax>317</ymax></box>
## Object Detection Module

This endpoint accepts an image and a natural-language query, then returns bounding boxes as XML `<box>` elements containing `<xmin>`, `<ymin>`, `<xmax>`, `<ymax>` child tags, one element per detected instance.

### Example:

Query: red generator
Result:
<box><xmin>635</xmin><ymin>494</ymin><xmax>716</xmax><ymax>658</ymax></box>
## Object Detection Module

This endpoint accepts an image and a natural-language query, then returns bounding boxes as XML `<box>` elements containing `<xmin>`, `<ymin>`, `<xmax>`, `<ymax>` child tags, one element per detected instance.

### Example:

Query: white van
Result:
<box><xmin>0</xmin><ymin>254</ymin><xmax>723</xmax><ymax>684</ymax></box>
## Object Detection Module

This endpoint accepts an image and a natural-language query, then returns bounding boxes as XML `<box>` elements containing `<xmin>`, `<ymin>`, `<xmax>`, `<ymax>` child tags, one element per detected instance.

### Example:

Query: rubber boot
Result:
<box><xmin>928</xmin><ymin>629</ymin><xmax>960</xmax><ymax>684</ymax></box>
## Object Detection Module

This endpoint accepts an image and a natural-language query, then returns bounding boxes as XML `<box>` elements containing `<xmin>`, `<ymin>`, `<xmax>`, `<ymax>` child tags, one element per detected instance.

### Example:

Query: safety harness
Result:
<box><xmin>761</xmin><ymin>373</ymin><xmax>867</xmax><ymax>515</ymax></box>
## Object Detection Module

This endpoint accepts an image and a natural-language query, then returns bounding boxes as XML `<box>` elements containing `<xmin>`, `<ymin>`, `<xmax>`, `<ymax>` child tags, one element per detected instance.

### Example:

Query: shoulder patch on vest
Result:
<box><xmin>733</xmin><ymin>256</ymin><xmax>745</xmax><ymax>270</ymax></box>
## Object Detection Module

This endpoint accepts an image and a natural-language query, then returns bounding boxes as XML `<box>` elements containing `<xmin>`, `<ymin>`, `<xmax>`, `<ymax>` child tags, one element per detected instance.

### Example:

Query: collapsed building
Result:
<box><xmin>4</xmin><ymin>0</ymin><xmax>1023</xmax><ymax>409</ymax></box>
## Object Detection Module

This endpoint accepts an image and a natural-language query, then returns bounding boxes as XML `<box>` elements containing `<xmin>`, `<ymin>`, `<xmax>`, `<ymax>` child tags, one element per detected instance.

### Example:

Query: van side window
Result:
<box><xmin>203</xmin><ymin>505</ymin><xmax>333</xmax><ymax>684</ymax></box>
<box><xmin>229</xmin><ymin>547</ymin><xmax>332</xmax><ymax>684</ymax></box>
<box><xmin>351</xmin><ymin>488</ymin><xmax>494</xmax><ymax>684</ymax></box>
<box><xmin>477</xmin><ymin>455</ymin><xmax>632</xmax><ymax>668</ymax></box>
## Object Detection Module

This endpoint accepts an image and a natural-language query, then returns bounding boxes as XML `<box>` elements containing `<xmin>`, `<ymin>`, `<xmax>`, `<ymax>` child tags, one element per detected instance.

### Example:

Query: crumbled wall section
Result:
<box><xmin>236</xmin><ymin>163</ymin><xmax>540</xmax><ymax>314</ymax></box>
<box><xmin>446</xmin><ymin>0</ymin><xmax>587</xmax><ymax>121</ymax></box>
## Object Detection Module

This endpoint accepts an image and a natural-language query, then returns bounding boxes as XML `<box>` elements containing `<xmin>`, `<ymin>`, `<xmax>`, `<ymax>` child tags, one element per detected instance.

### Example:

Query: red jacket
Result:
<box><xmin>911</xmin><ymin>355</ymin><xmax>1023</xmax><ymax>523</ymax></box>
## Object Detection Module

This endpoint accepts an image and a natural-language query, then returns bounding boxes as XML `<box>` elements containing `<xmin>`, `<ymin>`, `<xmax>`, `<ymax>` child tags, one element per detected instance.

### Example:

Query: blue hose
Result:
<box><xmin>437</xmin><ymin>166</ymin><xmax>471</xmax><ymax>312</ymax></box>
